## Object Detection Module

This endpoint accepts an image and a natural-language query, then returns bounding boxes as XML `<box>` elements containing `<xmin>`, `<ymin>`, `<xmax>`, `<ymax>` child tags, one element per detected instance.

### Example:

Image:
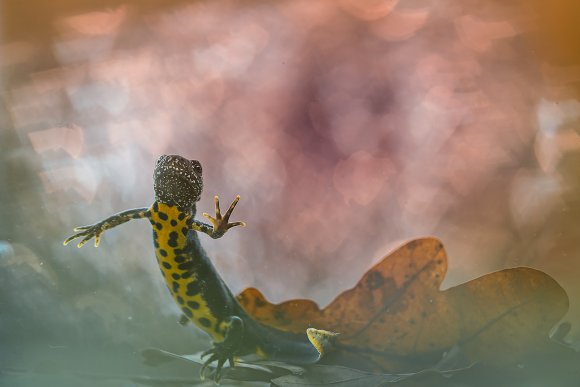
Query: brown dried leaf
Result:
<box><xmin>236</xmin><ymin>237</ymin><xmax>569</xmax><ymax>371</ymax></box>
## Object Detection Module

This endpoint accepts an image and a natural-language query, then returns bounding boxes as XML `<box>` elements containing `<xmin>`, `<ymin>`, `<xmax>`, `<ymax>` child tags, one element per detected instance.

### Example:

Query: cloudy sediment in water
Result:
<box><xmin>1</xmin><ymin>1</ymin><xmax>579</xmax><ymax>382</ymax></box>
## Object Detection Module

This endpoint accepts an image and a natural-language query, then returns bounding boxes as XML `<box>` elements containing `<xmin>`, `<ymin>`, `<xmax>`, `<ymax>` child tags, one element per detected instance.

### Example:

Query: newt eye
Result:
<box><xmin>191</xmin><ymin>160</ymin><xmax>202</xmax><ymax>175</ymax></box>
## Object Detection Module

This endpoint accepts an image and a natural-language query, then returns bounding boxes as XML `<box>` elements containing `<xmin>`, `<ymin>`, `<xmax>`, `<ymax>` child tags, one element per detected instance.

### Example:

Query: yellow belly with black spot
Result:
<box><xmin>150</xmin><ymin>202</ymin><xmax>226</xmax><ymax>341</ymax></box>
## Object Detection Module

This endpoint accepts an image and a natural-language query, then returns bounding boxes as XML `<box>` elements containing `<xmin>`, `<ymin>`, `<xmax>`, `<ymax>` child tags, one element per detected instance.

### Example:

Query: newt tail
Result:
<box><xmin>65</xmin><ymin>154</ymin><xmax>337</xmax><ymax>381</ymax></box>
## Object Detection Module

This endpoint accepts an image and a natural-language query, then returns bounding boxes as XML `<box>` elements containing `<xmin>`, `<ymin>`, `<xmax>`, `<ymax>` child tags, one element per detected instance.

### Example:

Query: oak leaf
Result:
<box><xmin>236</xmin><ymin>237</ymin><xmax>569</xmax><ymax>371</ymax></box>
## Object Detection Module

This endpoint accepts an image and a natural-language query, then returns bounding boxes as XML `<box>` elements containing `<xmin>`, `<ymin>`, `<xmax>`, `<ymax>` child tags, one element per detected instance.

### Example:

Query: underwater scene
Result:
<box><xmin>1</xmin><ymin>1</ymin><xmax>580</xmax><ymax>386</ymax></box>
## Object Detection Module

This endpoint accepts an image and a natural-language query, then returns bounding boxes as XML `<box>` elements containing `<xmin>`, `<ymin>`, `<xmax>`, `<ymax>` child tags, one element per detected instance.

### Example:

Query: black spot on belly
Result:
<box><xmin>170</xmin><ymin>219</ymin><xmax>178</xmax><ymax>226</ymax></box>
<box><xmin>169</xmin><ymin>231</ymin><xmax>179</xmax><ymax>239</ymax></box>
<box><xmin>178</xmin><ymin>212</ymin><xmax>186</xmax><ymax>221</ymax></box>
<box><xmin>162</xmin><ymin>261</ymin><xmax>171</xmax><ymax>269</ymax></box>
<box><xmin>172</xmin><ymin>273</ymin><xmax>180</xmax><ymax>280</ymax></box>
<box><xmin>181</xmin><ymin>227</ymin><xmax>188</xmax><ymax>236</ymax></box>
<box><xmin>182</xmin><ymin>307</ymin><xmax>193</xmax><ymax>318</ymax></box>
<box><xmin>159</xmin><ymin>249</ymin><xmax>168</xmax><ymax>257</ymax></box>
<box><xmin>178</xmin><ymin>261</ymin><xmax>194</xmax><ymax>271</ymax></box>
<box><xmin>153</xmin><ymin>240</ymin><xmax>160</xmax><ymax>248</ymax></box>
<box><xmin>176</xmin><ymin>296</ymin><xmax>184</xmax><ymax>304</ymax></box>
<box><xmin>198</xmin><ymin>317</ymin><xmax>211</xmax><ymax>328</ymax></box>
<box><xmin>187</xmin><ymin>301</ymin><xmax>200</xmax><ymax>310</ymax></box>
<box><xmin>181</xmin><ymin>271</ymin><xmax>193</xmax><ymax>279</ymax></box>
<box><xmin>172</xmin><ymin>281</ymin><xmax>180</xmax><ymax>292</ymax></box>
<box><xmin>174</xmin><ymin>255</ymin><xmax>186</xmax><ymax>263</ymax></box>
<box><xmin>186</xmin><ymin>281</ymin><xmax>201</xmax><ymax>296</ymax></box>
<box><xmin>153</xmin><ymin>202</ymin><xmax>159</xmax><ymax>212</ymax></box>
<box><xmin>168</xmin><ymin>239</ymin><xmax>178</xmax><ymax>248</ymax></box>
<box><xmin>155</xmin><ymin>223</ymin><xmax>163</xmax><ymax>230</ymax></box>
<box><xmin>158</xmin><ymin>212</ymin><xmax>168</xmax><ymax>220</ymax></box>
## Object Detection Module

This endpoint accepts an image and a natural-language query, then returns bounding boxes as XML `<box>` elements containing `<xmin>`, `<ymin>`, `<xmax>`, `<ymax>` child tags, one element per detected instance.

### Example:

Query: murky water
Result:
<box><xmin>1</xmin><ymin>1</ymin><xmax>579</xmax><ymax>386</ymax></box>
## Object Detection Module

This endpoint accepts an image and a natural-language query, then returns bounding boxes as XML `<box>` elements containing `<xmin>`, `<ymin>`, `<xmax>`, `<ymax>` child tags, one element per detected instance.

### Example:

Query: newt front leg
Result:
<box><xmin>191</xmin><ymin>195</ymin><xmax>246</xmax><ymax>239</ymax></box>
<box><xmin>64</xmin><ymin>195</ymin><xmax>244</xmax><ymax>248</ymax></box>
<box><xmin>64</xmin><ymin>208</ymin><xmax>150</xmax><ymax>247</ymax></box>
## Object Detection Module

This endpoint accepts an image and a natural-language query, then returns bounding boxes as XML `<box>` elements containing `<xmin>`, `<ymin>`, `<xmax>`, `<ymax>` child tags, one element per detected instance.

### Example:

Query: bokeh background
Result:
<box><xmin>1</xmin><ymin>0</ymin><xmax>579</xmax><ymax>385</ymax></box>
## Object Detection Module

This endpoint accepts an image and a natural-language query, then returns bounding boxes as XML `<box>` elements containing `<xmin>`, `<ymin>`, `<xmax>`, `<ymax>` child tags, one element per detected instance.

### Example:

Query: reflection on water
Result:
<box><xmin>1</xmin><ymin>1</ymin><xmax>579</xmax><ymax>386</ymax></box>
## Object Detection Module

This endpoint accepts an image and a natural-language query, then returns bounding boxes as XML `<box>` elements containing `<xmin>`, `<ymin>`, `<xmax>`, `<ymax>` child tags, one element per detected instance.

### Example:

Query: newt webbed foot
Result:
<box><xmin>202</xmin><ymin>195</ymin><xmax>246</xmax><ymax>239</ymax></box>
<box><xmin>63</xmin><ymin>222</ymin><xmax>106</xmax><ymax>248</ymax></box>
<box><xmin>200</xmin><ymin>316</ymin><xmax>244</xmax><ymax>382</ymax></box>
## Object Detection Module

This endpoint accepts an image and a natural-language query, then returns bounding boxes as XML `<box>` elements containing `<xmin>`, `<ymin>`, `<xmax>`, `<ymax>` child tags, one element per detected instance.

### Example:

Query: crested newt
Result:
<box><xmin>64</xmin><ymin>154</ymin><xmax>337</xmax><ymax>381</ymax></box>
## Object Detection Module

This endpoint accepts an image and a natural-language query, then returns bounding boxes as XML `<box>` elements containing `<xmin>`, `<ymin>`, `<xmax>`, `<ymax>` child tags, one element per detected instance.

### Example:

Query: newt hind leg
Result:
<box><xmin>200</xmin><ymin>315</ymin><xmax>244</xmax><ymax>382</ymax></box>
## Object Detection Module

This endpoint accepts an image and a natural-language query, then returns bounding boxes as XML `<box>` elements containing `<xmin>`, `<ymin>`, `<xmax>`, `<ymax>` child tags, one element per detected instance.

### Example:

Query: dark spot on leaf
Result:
<box><xmin>366</xmin><ymin>271</ymin><xmax>385</xmax><ymax>290</ymax></box>
<box><xmin>273</xmin><ymin>310</ymin><xmax>286</xmax><ymax>321</ymax></box>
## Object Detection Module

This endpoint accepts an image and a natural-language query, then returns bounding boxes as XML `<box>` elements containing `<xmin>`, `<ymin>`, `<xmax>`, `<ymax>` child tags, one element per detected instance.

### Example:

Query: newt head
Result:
<box><xmin>154</xmin><ymin>154</ymin><xmax>203</xmax><ymax>208</ymax></box>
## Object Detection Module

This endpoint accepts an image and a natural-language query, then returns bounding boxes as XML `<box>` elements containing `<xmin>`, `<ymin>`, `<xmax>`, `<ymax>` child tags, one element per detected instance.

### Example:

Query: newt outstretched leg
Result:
<box><xmin>63</xmin><ymin>208</ymin><xmax>150</xmax><ymax>247</ymax></box>
<box><xmin>192</xmin><ymin>195</ymin><xmax>246</xmax><ymax>239</ymax></box>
